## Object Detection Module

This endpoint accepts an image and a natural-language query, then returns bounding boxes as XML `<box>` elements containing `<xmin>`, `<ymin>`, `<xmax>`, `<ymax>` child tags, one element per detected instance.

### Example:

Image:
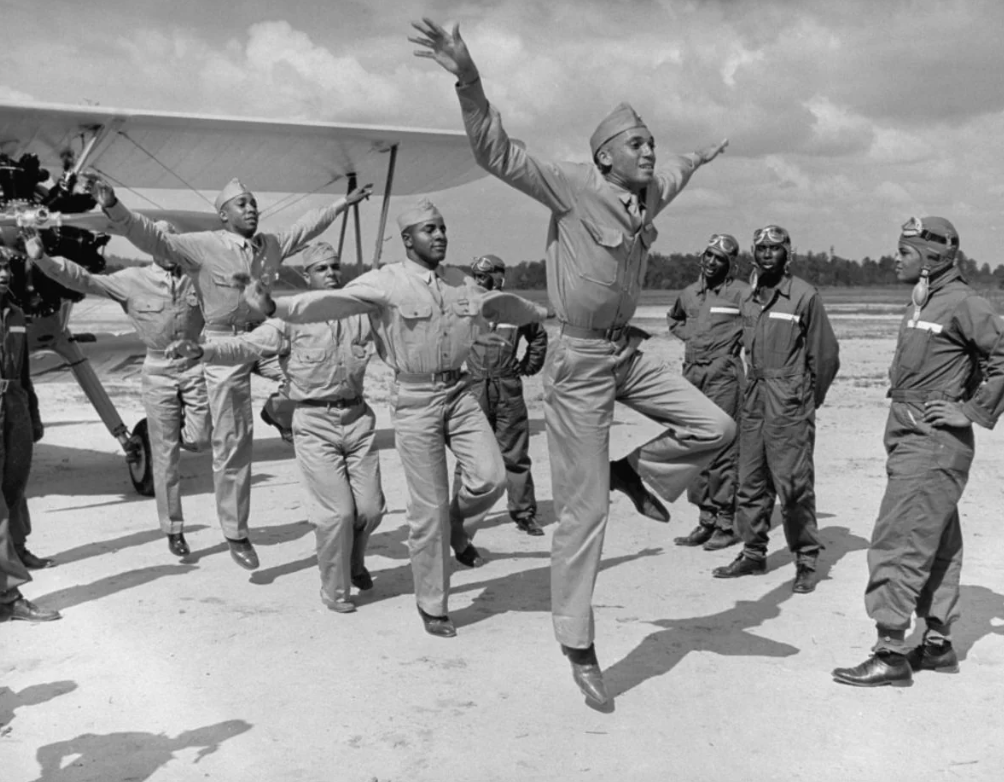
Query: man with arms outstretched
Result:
<box><xmin>411</xmin><ymin>19</ymin><xmax>735</xmax><ymax>706</ymax></box>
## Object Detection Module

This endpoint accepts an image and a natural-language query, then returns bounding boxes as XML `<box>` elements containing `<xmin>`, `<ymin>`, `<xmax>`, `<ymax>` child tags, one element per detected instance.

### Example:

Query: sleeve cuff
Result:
<box><xmin>962</xmin><ymin>400</ymin><xmax>995</xmax><ymax>430</ymax></box>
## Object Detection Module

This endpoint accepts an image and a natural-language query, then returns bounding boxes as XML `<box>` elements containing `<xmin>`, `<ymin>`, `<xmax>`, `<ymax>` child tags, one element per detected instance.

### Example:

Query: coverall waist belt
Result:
<box><xmin>296</xmin><ymin>396</ymin><xmax>364</xmax><ymax>410</ymax></box>
<box><xmin>748</xmin><ymin>366</ymin><xmax>803</xmax><ymax>380</ymax></box>
<box><xmin>395</xmin><ymin>369</ymin><xmax>464</xmax><ymax>385</ymax></box>
<box><xmin>469</xmin><ymin>370</ymin><xmax>519</xmax><ymax>380</ymax></box>
<box><xmin>887</xmin><ymin>388</ymin><xmax>961</xmax><ymax>403</ymax></box>
<box><xmin>203</xmin><ymin>322</ymin><xmax>263</xmax><ymax>335</ymax></box>
<box><xmin>559</xmin><ymin>322</ymin><xmax>628</xmax><ymax>341</ymax></box>
<box><xmin>685</xmin><ymin>347</ymin><xmax>741</xmax><ymax>364</ymax></box>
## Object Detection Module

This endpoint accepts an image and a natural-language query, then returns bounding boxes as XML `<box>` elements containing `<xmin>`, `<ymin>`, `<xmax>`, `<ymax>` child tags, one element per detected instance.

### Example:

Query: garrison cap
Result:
<box><xmin>589</xmin><ymin>103</ymin><xmax>649</xmax><ymax>158</ymax></box>
<box><xmin>397</xmin><ymin>199</ymin><xmax>443</xmax><ymax>232</ymax></box>
<box><xmin>214</xmin><ymin>178</ymin><xmax>253</xmax><ymax>212</ymax></box>
<box><xmin>302</xmin><ymin>242</ymin><xmax>339</xmax><ymax>270</ymax></box>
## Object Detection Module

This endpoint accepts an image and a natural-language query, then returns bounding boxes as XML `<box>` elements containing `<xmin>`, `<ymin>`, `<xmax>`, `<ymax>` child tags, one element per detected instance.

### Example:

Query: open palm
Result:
<box><xmin>409</xmin><ymin>18</ymin><xmax>476</xmax><ymax>78</ymax></box>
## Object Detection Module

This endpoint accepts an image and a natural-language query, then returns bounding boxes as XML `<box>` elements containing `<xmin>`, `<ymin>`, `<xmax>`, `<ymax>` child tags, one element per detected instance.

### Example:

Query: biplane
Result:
<box><xmin>0</xmin><ymin>100</ymin><xmax>487</xmax><ymax>494</ymax></box>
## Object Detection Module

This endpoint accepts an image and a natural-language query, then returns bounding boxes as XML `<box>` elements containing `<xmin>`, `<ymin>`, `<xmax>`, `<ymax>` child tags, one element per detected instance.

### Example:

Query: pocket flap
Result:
<box><xmin>581</xmin><ymin>219</ymin><xmax>625</xmax><ymax>249</ymax></box>
<box><xmin>210</xmin><ymin>270</ymin><xmax>241</xmax><ymax>289</ymax></box>
<box><xmin>133</xmin><ymin>299</ymin><xmax>165</xmax><ymax>313</ymax></box>
<box><xmin>399</xmin><ymin>302</ymin><xmax>433</xmax><ymax>320</ymax></box>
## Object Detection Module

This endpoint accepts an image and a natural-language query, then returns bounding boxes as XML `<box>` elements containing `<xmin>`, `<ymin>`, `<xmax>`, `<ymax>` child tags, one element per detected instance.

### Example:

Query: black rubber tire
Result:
<box><xmin>127</xmin><ymin>418</ymin><xmax>155</xmax><ymax>497</ymax></box>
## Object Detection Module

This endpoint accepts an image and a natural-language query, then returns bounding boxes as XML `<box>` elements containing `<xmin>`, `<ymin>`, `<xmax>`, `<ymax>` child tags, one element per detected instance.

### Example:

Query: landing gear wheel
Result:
<box><xmin>127</xmin><ymin>418</ymin><xmax>155</xmax><ymax>496</ymax></box>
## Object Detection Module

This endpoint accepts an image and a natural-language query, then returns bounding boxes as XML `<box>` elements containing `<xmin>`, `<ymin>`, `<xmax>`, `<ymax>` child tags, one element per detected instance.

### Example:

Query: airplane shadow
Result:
<box><xmin>29</xmin><ymin>719</ymin><xmax>252</xmax><ymax>782</ymax></box>
<box><xmin>0</xmin><ymin>681</ymin><xmax>78</xmax><ymax>735</ymax></box>
<box><xmin>605</xmin><ymin>525</ymin><xmax>870</xmax><ymax>700</ymax></box>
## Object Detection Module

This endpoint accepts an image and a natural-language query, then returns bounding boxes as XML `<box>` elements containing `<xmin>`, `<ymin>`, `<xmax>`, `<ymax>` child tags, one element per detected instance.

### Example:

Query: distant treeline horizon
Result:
<box><xmin>102</xmin><ymin>248</ymin><xmax>1004</xmax><ymax>291</ymax></box>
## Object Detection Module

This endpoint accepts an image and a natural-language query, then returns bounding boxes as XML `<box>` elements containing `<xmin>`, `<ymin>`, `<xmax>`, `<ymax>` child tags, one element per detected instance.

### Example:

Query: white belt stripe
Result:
<box><xmin>907</xmin><ymin>319</ymin><xmax>943</xmax><ymax>333</ymax></box>
<box><xmin>768</xmin><ymin>312</ymin><xmax>800</xmax><ymax>323</ymax></box>
<box><xmin>708</xmin><ymin>307</ymin><xmax>740</xmax><ymax>315</ymax></box>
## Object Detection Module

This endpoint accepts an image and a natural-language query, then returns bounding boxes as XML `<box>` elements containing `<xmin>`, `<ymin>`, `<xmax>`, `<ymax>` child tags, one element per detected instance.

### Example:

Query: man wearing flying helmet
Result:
<box><xmin>668</xmin><ymin>234</ymin><xmax>750</xmax><ymax>551</ymax></box>
<box><xmin>833</xmin><ymin>217</ymin><xmax>1004</xmax><ymax>687</ymax></box>
<box><xmin>460</xmin><ymin>254</ymin><xmax>548</xmax><ymax>537</ymax></box>
<box><xmin>713</xmin><ymin>225</ymin><xmax>839</xmax><ymax>594</ymax></box>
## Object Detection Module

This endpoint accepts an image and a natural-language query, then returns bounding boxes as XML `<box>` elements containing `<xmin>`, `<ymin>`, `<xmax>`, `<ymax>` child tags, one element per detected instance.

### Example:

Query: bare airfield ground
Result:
<box><xmin>3</xmin><ymin>293</ymin><xmax>1004</xmax><ymax>782</ymax></box>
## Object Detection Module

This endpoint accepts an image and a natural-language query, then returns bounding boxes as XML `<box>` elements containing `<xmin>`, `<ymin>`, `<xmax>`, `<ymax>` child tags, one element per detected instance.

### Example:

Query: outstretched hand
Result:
<box><xmin>82</xmin><ymin>171</ymin><xmax>117</xmax><ymax>208</ymax></box>
<box><xmin>233</xmin><ymin>272</ymin><xmax>276</xmax><ymax>317</ymax></box>
<box><xmin>409</xmin><ymin>18</ymin><xmax>479</xmax><ymax>81</ymax></box>
<box><xmin>165</xmin><ymin>339</ymin><xmax>204</xmax><ymax>360</ymax></box>
<box><xmin>696</xmin><ymin>138</ymin><xmax>729</xmax><ymax>165</ymax></box>
<box><xmin>346</xmin><ymin>183</ymin><xmax>374</xmax><ymax>207</ymax></box>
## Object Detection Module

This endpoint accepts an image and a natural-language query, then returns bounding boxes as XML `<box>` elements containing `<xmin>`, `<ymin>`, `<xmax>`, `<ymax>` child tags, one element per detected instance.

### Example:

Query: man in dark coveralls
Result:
<box><xmin>833</xmin><ymin>217</ymin><xmax>1004</xmax><ymax>687</ymax></box>
<box><xmin>668</xmin><ymin>233</ymin><xmax>749</xmax><ymax>551</ymax></box>
<box><xmin>459</xmin><ymin>254</ymin><xmax>547</xmax><ymax>537</ymax></box>
<box><xmin>0</xmin><ymin>247</ymin><xmax>60</xmax><ymax>622</ymax></box>
<box><xmin>712</xmin><ymin>225</ymin><xmax>839</xmax><ymax>595</ymax></box>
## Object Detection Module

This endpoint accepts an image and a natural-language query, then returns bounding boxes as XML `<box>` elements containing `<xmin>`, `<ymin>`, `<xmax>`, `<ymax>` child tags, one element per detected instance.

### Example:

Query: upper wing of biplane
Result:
<box><xmin>0</xmin><ymin>100</ymin><xmax>484</xmax><ymax>197</ymax></box>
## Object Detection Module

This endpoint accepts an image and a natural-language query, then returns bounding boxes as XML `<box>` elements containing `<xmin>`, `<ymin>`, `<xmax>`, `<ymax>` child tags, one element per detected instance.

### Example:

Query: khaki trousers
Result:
<box><xmin>292</xmin><ymin>402</ymin><xmax>385</xmax><ymax>604</ymax></box>
<box><xmin>142</xmin><ymin>360</ymin><xmax>211</xmax><ymax>534</ymax></box>
<box><xmin>544</xmin><ymin>336</ymin><xmax>735</xmax><ymax>648</ymax></box>
<box><xmin>201</xmin><ymin>340</ymin><xmax>285</xmax><ymax>540</ymax></box>
<box><xmin>391</xmin><ymin>379</ymin><xmax>505</xmax><ymax>617</ymax></box>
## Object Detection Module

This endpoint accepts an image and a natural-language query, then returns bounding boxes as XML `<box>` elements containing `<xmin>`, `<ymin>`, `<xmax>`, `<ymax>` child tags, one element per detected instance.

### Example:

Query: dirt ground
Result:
<box><xmin>4</xmin><ymin>299</ymin><xmax>1004</xmax><ymax>782</ymax></box>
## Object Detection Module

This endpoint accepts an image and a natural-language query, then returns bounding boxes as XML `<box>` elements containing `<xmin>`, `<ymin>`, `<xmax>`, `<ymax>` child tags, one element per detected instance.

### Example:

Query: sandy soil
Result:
<box><xmin>3</xmin><ymin>298</ymin><xmax>1004</xmax><ymax>782</ymax></box>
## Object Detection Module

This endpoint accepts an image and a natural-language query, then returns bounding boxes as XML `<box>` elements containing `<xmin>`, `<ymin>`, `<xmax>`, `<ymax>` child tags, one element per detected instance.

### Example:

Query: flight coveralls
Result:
<box><xmin>456</xmin><ymin>78</ymin><xmax>736</xmax><ymax>648</ymax></box>
<box><xmin>458</xmin><ymin>320</ymin><xmax>548</xmax><ymax>523</ymax></box>
<box><xmin>866</xmin><ymin>268</ymin><xmax>1004</xmax><ymax>653</ymax></box>
<box><xmin>202</xmin><ymin>315</ymin><xmax>384</xmax><ymax>606</ymax></box>
<box><xmin>735</xmin><ymin>274</ymin><xmax>840</xmax><ymax>567</ymax></box>
<box><xmin>0</xmin><ymin>301</ymin><xmax>43</xmax><ymax>603</ymax></box>
<box><xmin>31</xmin><ymin>254</ymin><xmax>210</xmax><ymax>534</ymax></box>
<box><xmin>271</xmin><ymin>260</ymin><xmax>546</xmax><ymax>617</ymax></box>
<box><xmin>105</xmin><ymin>200</ymin><xmax>346</xmax><ymax>541</ymax></box>
<box><xmin>667</xmin><ymin>276</ymin><xmax>750</xmax><ymax>532</ymax></box>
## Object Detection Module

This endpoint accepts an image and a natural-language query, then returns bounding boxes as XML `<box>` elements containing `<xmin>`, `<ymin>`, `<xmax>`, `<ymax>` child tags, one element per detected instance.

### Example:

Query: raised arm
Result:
<box><xmin>86</xmin><ymin>174</ymin><xmax>201</xmax><ymax>272</ymax></box>
<box><xmin>274</xmin><ymin>184</ymin><xmax>373</xmax><ymax>258</ymax></box>
<box><xmin>239</xmin><ymin>268</ymin><xmax>388</xmax><ymax>324</ymax></box>
<box><xmin>480</xmin><ymin>290</ymin><xmax>549</xmax><ymax>327</ymax></box>
<box><xmin>411</xmin><ymin>18</ymin><xmax>574</xmax><ymax>213</ymax></box>
<box><xmin>166</xmin><ymin>321</ymin><xmax>287</xmax><ymax>366</ymax></box>
<box><xmin>24</xmin><ymin>236</ymin><xmax>131</xmax><ymax>304</ymax></box>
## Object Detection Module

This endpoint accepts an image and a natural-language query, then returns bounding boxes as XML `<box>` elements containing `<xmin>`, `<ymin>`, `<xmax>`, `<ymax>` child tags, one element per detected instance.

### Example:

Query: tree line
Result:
<box><xmin>104</xmin><ymin>249</ymin><xmax>1004</xmax><ymax>291</ymax></box>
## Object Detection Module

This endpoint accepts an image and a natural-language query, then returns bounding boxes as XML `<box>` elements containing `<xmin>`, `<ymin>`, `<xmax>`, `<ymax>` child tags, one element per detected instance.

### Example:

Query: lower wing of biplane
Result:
<box><xmin>0</xmin><ymin>100</ymin><xmax>488</xmax><ymax>494</ymax></box>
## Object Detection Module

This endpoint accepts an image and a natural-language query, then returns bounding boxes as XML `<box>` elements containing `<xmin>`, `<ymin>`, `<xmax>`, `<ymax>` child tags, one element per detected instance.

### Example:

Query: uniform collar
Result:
<box><xmin>402</xmin><ymin>258</ymin><xmax>445</xmax><ymax>284</ymax></box>
<box><xmin>219</xmin><ymin>230</ymin><xmax>262</xmax><ymax>250</ymax></box>
<box><xmin>755</xmin><ymin>273</ymin><xmax>793</xmax><ymax>303</ymax></box>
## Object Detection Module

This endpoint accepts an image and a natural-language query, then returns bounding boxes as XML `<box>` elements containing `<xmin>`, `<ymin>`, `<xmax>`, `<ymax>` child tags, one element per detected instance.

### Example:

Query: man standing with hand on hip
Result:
<box><xmin>87</xmin><ymin>174</ymin><xmax>371</xmax><ymax>570</ymax></box>
<box><xmin>411</xmin><ymin>19</ymin><xmax>735</xmax><ymax>706</ymax></box>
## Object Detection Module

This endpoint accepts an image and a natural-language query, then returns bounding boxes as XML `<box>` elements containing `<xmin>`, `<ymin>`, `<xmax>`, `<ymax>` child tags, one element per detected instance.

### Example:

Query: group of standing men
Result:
<box><xmin>4</xmin><ymin>16</ymin><xmax>1004</xmax><ymax>710</ymax></box>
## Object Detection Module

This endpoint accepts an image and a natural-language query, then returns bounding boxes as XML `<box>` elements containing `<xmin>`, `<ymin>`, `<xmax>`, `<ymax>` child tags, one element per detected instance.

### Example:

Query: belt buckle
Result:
<box><xmin>605</xmin><ymin>325</ymin><xmax>625</xmax><ymax>341</ymax></box>
<box><xmin>0</xmin><ymin>379</ymin><xmax>9</xmax><ymax>393</ymax></box>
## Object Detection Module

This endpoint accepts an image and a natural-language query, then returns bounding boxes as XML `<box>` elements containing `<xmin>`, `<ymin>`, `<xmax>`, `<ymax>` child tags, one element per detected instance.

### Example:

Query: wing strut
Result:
<box><xmin>372</xmin><ymin>144</ymin><xmax>399</xmax><ymax>268</ymax></box>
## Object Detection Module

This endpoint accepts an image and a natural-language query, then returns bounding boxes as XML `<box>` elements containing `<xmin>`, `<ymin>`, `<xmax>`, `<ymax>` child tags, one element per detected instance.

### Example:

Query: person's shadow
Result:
<box><xmin>30</xmin><ymin>719</ymin><xmax>252</xmax><ymax>782</ymax></box>
<box><xmin>604</xmin><ymin>524</ymin><xmax>870</xmax><ymax>700</ymax></box>
<box><xmin>0</xmin><ymin>681</ymin><xmax>78</xmax><ymax>736</ymax></box>
<box><xmin>934</xmin><ymin>584</ymin><xmax>1004</xmax><ymax>661</ymax></box>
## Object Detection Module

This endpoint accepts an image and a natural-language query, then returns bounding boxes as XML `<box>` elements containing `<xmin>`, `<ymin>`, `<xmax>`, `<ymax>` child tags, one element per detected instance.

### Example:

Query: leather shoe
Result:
<box><xmin>325</xmin><ymin>599</ymin><xmax>357</xmax><ymax>614</ymax></box>
<box><xmin>832</xmin><ymin>652</ymin><xmax>913</xmax><ymax>687</ymax></box>
<box><xmin>674</xmin><ymin>524</ymin><xmax>714</xmax><ymax>547</ymax></box>
<box><xmin>167</xmin><ymin>533</ymin><xmax>190</xmax><ymax>557</ymax></box>
<box><xmin>455</xmin><ymin>544</ymin><xmax>486</xmax><ymax>568</ymax></box>
<box><xmin>907</xmin><ymin>640</ymin><xmax>959</xmax><ymax>673</ymax></box>
<box><xmin>259</xmin><ymin>406</ymin><xmax>294</xmax><ymax>444</ymax></box>
<box><xmin>18</xmin><ymin>549</ymin><xmax>54</xmax><ymax>570</ymax></box>
<box><xmin>792</xmin><ymin>564</ymin><xmax>817</xmax><ymax>594</ymax></box>
<box><xmin>226</xmin><ymin>537</ymin><xmax>259</xmax><ymax>570</ymax></box>
<box><xmin>514</xmin><ymin>516</ymin><xmax>545</xmax><ymax>536</ymax></box>
<box><xmin>418</xmin><ymin>607</ymin><xmax>456</xmax><ymax>638</ymax></box>
<box><xmin>351</xmin><ymin>567</ymin><xmax>374</xmax><ymax>591</ymax></box>
<box><xmin>0</xmin><ymin>598</ymin><xmax>61</xmax><ymax>622</ymax></box>
<box><xmin>609</xmin><ymin>459</ymin><xmax>670</xmax><ymax>522</ymax></box>
<box><xmin>570</xmin><ymin>662</ymin><xmax>610</xmax><ymax>705</ymax></box>
<box><xmin>703</xmin><ymin>529</ymin><xmax>740</xmax><ymax>551</ymax></box>
<box><xmin>712</xmin><ymin>553</ymin><xmax>766</xmax><ymax>579</ymax></box>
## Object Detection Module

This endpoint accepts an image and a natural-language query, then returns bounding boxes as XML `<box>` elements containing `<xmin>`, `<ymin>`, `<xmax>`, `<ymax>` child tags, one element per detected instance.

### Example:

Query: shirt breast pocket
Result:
<box><xmin>132</xmin><ymin>299</ymin><xmax>165</xmax><ymax>322</ymax></box>
<box><xmin>895</xmin><ymin>328</ymin><xmax>933</xmax><ymax>373</ymax></box>
<box><xmin>288</xmin><ymin>346</ymin><xmax>331</xmax><ymax>390</ymax></box>
<box><xmin>579</xmin><ymin>219</ymin><xmax>624</xmax><ymax>286</ymax></box>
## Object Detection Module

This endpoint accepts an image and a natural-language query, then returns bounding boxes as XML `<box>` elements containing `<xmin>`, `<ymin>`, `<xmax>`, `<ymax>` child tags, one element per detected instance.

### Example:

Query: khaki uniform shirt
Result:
<box><xmin>273</xmin><ymin>259</ymin><xmax>489</xmax><ymax>375</ymax></box>
<box><xmin>457</xmin><ymin>78</ymin><xmax>702</xmax><ymax>331</ymax></box>
<box><xmin>105</xmin><ymin>200</ymin><xmax>346</xmax><ymax>329</ymax></box>
<box><xmin>31</xmin><ymin>254</ymin><xmax>203</xmax><ymax>358</ymax></box>
<box><xmin>889</xmin><ymin>267</ymin><xmax>1004</xmax><ymax>429</ymax></box>
<box><xmin>201</xmin><ymin>315</ymin><xmax>372</xmax><ymax>403</ymax></box>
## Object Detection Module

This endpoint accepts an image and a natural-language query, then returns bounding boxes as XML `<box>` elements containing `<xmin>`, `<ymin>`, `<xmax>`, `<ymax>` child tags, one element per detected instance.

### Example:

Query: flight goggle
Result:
<box><xmin>753</xmin><ymin>226</ymin><xmax>790</xmax><ymax>247</ymax></box>
<box><xmin>704</xmin><ymin>234</ymin><xmax>738</xmax><ymax>259</ymax></box>
<box><xmin>900</xmin><ymin>217</ymin><xmax>955</xmax><ymax>247</ymax></box>
<box><xmin>472</xmin><ymin>256</ymin><xmax>504</xmax><ymax>274</ymax></box>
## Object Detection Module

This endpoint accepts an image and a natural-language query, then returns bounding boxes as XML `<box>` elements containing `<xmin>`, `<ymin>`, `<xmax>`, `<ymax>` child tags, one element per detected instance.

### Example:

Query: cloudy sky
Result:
<box><xmin>2</xmin><ymin>0</ymin><xmax>1002</xmax><ymax>267</ymax></box>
